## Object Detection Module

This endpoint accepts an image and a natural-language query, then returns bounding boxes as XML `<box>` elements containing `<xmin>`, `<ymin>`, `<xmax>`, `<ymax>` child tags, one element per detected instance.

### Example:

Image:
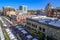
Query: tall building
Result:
<box><xmin>0</xmin><ymin>10</ymin><xmax>3</xmax><ymax>15</ymax></box>
<box><xmin>45</xmin><ymin>3</ymin><xmax>52</xmax><ymax>15</ymax></box>
<box><xmin>19</xmin><ymin>5</ymin><xmax>27</xmax><ymax>14</ymax></box>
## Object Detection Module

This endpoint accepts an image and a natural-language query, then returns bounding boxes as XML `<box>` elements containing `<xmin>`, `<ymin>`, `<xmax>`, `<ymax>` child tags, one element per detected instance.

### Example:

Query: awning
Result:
<box><xmin>26</xmin><ymin>35</ymin><xmax>33</xmax><ymax>39</ymax></box>
<box><xmin>21</xmin><ymin>30</ymin><xmax>27</xmax><ymax>34</ymax></box>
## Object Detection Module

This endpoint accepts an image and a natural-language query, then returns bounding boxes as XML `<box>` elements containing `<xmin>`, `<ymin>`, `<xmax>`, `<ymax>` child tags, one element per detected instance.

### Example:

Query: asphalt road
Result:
<box><xmin>1</xmin><ymin>16</ymin><xmax>39</xmax><ymax>40</ymax></box>
<box><xmin>1</xmin><ymin>16</ymin><xmax>22</xmax><ymax>40</ymax></box>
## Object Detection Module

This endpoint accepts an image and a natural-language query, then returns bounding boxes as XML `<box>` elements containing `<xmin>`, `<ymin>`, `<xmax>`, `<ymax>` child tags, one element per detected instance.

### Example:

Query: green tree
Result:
<box><xmin>37</xmin><ymin>33</ymin><xmax>43</xmax><ymax>40</ymax></box>
<box><xmin>31</xmin><ymin>30</ymin><xmax>36</xmax><ymax>36</ymax></box>
<box><xmin>0</xmin><ymin>21</ymin><xmax>2</xmax><ymax>26</ymax></box>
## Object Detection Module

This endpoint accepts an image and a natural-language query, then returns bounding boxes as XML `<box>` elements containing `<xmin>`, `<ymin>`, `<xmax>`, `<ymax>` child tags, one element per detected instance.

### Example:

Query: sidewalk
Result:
<box><xmin>0</xmin><ymin>26</ymin><xmax>5</xmax><ymax>40</ymax></box>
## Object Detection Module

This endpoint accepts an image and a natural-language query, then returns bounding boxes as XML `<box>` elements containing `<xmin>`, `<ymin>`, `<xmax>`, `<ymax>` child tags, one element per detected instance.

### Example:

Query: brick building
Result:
<box><xmin>47</xmin><ymin>8</ymin><xmax>60</xmax><ymax>18</ymax></box>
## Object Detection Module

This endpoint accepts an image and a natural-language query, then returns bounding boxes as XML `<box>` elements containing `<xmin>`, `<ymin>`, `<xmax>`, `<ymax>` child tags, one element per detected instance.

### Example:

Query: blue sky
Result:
<box><xmin>0</xmin><ymin>0</ymin><xmax>60</xmax><ymax>10</ymax></box>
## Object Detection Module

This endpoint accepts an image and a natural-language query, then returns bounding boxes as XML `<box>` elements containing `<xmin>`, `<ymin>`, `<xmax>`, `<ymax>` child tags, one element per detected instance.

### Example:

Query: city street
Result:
<box><xmin>0</xmin><ymin>0</ymin><xmax>60</xmax><ymax>40</ymax></box>
<box><xmin>0</xmin><ymin>16</ymin><xmax>22</xmax><ymax>40</ymax></box>
<box><xmin>0</xmin><ymin>16</ymin><xmax>38</xmax><ymax>40</ymax></box>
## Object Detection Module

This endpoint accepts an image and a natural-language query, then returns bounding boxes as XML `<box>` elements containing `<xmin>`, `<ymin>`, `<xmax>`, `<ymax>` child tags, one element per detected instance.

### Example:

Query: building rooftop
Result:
<box><xmin>27</xmin><ymin>16</ymin><xmax>60</xmax><ymax>29</ymax></box>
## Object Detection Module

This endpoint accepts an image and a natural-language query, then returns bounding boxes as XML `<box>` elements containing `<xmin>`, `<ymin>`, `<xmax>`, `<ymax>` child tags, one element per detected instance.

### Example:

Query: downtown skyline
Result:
<box><xmin>0</xmin><ymin>0</ymin><xmax>60</xmax><ymax>10</ymax></box>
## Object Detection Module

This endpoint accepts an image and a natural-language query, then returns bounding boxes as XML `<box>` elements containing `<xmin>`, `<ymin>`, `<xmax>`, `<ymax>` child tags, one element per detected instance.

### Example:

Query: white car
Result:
<box><xmin>9</xmin><ymin>34</ymin><xmax>15</xmax><ymax>39</ymax></box>
<box><xmin>8</xmin><ymin>31</ymin><xmax>11</xmax><ymax>35</ymax></box>
<box><xmin>6</xmin><ymin>29</ymin><xmax>11</xmax><ymax>32</ymax></box>
<box><xmin>5</xmin><ymin>28</ymin><xmax>17</xmax><ymax>40</ymax></box>
<box><xmin>14</xmin><ymin>39</ymin><xmax>17</xmax><ymax>40</ymax></box>
<box><xmin>3</xmin><ymin>23</ymin><xmax>7</xmax><ymax>27</ymax></box>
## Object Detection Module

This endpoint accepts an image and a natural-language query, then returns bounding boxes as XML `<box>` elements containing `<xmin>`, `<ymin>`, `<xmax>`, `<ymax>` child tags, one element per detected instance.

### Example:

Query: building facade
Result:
<box><xmin>3</xmin><ymin>6</ymin><xmax>15</xmax><ymax>15</ymax></box>
<box><xmin>47</xmin><ymin>8</ymin><xmax>60</xmax><ymax>18</ymax></box>
<box><xmin>26</xmin><ymin>16</ymin><xmax>60</xmax><ymax>40</ymax></box>
<box><xmin>19</xmin><ymin>5</ymin><xmax>27</xmax><ymax>14</ymax></box>
<box><xmin>45</xmin><ymin>3</ymin><xmax>52</xmax><ymax>13</ymax></box>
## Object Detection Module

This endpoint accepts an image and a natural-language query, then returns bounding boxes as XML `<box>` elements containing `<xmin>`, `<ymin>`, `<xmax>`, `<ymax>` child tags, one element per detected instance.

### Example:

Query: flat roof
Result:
<box><xmin>27</xmin><ymin>16</ymin><xmax>60</xmax><ymax>29</ymax></box>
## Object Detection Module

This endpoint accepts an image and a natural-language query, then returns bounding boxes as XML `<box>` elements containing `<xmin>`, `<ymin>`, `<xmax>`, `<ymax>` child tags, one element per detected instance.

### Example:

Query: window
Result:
<box><xmin>24</xmin><ymin>7</ymin><xmax>26</xmax><ymax>11</ymax></box>
<box><xmin>32</xmin><ymin>24</ymin><xmax>37</xmax><ymax>28</ymax></box>
<box><xmin>19</xmin><ymin>6</ymin><xmax>22</xmax><ymax>10</ymax></box>
<box><xmin>39</xmin><ymin>27</ymin><xmax>41</xmax><ymax>30</ymax></box>
<box><xmin>27</xmin><ymin>22</ymin><xmax>31</xmax><ymax>25</ymax></box>
<box><xmin>43</xmin><ymin>28</ymin><xmax>45</xmax><ymax>32</ymax></box>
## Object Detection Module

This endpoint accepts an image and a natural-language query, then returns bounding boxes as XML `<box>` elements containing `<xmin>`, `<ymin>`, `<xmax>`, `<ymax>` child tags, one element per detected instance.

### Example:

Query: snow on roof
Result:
<box><xmin>26</xmin><ymin>35</ymin><xmax>33</xmax><ymax>39</ymax></box>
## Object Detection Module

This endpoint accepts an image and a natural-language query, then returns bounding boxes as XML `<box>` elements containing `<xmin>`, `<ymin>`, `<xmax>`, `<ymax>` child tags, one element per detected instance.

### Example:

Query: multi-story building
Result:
<box><xmin>0</xmin><ymin>10</ymin><xmax>3</xmax><ymax>15</ymax></box>
<box><xmin>35</xmin><ymin>10</ymin><xmax>47</xmax><ymax>16</ymax></box>
<box><xmin>45</xmin><ymin>3</ymin><xmax>52</xmax><ymax>14</ymax></box>
<box><xmin>26</xmin><ymin>16</ymin><xmax>60</xmax><ymax>40</ymax></box>
<box><xmin>19</xmin><ymin>5</ymin><xmax>27</xmax><ymax>14</ymax></box>
<box><xmin>16</xmin><ymin>15</ymin><xmax>36</xmax><ymax>22</ymax></box>
<box><xmin>6</xmin><ymin>11</ymin><xmax>16</xmax><ymax>16</ymax></box>
<box><xmin>47</xmin><ymin>8</ymin><xmax>60</xmax><ymax>18</ymax></box>
<box><xmin>45</xmin><ymin>3</ymin><xmax>60</xmax><ymax>18</ymax></box>
<box><xmin>28</xmin><ymin>10</ymin><xmax>36</xmax><ymax>15</ymax></box>
<box><xmin>3</xmin><ymin>6</ymin><xmax>15</xmax><ymax>15</ymax></box>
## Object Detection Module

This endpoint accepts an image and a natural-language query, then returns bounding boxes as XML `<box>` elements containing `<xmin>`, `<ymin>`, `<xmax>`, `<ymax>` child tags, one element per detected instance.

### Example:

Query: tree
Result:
<box><xmin>31</xmin><ymin>30</ymin><xmax>36</xmax><ymax>36</ymax></box>
<box><xmin>37</xmin><ymin>33</ymin><xmax>43</xmax><ymax>40</ymax></box>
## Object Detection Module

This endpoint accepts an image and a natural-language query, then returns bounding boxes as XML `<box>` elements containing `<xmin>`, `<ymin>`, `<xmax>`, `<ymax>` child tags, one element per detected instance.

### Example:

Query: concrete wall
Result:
<box><xmin>26</xmin><ymin>19</ymin><xmax>60</xmax><ymax>40</ymax></box>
